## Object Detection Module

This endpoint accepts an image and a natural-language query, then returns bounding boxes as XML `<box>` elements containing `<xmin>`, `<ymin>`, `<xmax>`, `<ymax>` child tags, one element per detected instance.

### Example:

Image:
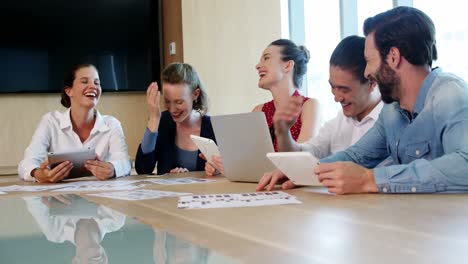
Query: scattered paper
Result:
<box><xmin>145</xmin><ymin>177</ymin><xmax>216</xmax><ymax>185</ymax></box>
<box><xmin>0</xmin><ymin>184</ymin><xmax>63</xmax><ymax>192</ymax></box>
<box><xmin>88</xmin><ymin>189</ymin><xmax>191</xmax><ymax>201</ymax></box>
<box><xmin>51</xmin><ymin>180</ymin><xmax>146</xmax><ymax>192</ymax></box>
<box><xmin>178</xmin><ymin>191</ymin><xmax>301</xmax><ymax>209</ymax></box>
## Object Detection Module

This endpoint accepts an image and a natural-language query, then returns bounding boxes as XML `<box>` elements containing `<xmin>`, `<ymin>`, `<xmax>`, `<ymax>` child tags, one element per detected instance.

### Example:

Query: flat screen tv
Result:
<box><xmin>0</xmin><ymin>0</ymin><xmax>162</xmax><ymax>93</ymax></box>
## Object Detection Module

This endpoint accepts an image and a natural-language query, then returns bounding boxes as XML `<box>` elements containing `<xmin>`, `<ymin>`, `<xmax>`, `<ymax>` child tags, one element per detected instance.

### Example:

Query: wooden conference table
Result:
<box><xmin>0</xmin><ymin>172</ymin><xmax>467</xmax><ymax>263</ymax></box>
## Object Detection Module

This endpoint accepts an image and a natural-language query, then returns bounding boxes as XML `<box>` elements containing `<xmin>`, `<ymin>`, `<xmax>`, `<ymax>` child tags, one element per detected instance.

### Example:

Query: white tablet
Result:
<box><xmin>190</xmin><ymin>135</ymin><xmax>220</xmax><ymax>168</ymax></box>
<box><xmin>47</xmin><ymin>148</ymin><xmax>96</xmax><ymax>179</ymax></box>
<box><xmin>266</xmin><ymin>152</ymin><xmax>322</xmax><ymax>186</ymax></box>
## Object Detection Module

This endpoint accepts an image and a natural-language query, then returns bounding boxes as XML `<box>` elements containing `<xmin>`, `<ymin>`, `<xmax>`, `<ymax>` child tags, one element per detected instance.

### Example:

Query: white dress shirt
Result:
<box><xmin>300</xmin><ymin>101</ymin><xmax>384</xmax><ymax>158</ymax></box>
<box><xmin>18</xmin><ymin>108</ymin><xmax>132</xmax><ymax>181</ymax></box>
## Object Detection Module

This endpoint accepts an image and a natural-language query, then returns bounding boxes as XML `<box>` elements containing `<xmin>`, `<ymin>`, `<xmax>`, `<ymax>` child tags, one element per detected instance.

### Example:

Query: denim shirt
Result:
<box><xmin>321</xmin><ymin>68</ymin><xmax>468</xmax><ymax>193</ymax></box>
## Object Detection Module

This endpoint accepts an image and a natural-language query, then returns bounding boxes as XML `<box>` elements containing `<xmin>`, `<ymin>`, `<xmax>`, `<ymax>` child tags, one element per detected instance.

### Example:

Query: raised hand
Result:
<box><xmin>146</xmin><ymin>82</ymin><xmax>161</xmax><ymax>132</ymax></box>
<box><xmin>273</xmin><ymin>96</ymin><xmax>304</xmax><ymax>134</ymax></box>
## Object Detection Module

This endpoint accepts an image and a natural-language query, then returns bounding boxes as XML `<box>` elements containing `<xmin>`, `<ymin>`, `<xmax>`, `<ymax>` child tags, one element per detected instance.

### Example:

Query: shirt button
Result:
<box><xmin>382</xmin><ymin>187</ymin><xmax>388</xmax><ymax>193</ymax></box>
<box><xmin>415</xmin><ymin>149</ymin><xmax>420</xmax><ymax>155</ymax></box>
<box><xmin>411</xmin><ymin>187</ymin><xmax>417</xmax><ymax>193</ymax></box>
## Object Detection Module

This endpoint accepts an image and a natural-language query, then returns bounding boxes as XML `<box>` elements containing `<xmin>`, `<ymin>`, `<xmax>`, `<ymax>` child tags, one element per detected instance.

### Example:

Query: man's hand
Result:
<box><xmin>314</xmin><ymin>162</ymin><xmax>378</xmax><ymax>194</ymax></box>
<box><xmin>273</xmin><ymin>96</ymin><xmax>304</xmax><ymax>134</ymax></box>
<box><xmin>256</xmin><ymin>169</ymin><xmax>297</xmax><ymax>191</ymax></box>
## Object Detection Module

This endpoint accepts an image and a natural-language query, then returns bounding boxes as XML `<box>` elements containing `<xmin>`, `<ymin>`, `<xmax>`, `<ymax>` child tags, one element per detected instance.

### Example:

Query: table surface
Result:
<box><xmin>1</xmin><ymin>172</ymin><xmax>467</xmax><ymax>263</ymax></box>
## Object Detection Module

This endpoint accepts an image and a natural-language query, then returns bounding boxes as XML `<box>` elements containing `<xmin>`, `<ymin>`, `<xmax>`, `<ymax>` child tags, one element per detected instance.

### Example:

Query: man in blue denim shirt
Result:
<box><xmin>258</xmin><ymin>7</ymin><xmax>468</xmax><ymax>194</ymax></box>
<box><xmin>315</xmin><ymin>7</ymin><xmax>468</xmax><ymax>194</ymax></box>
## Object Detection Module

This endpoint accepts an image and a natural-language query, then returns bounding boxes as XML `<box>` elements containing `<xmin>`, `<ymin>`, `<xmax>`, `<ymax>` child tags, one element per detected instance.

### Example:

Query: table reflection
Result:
<box><xmin>23</xmin><ymin>194</ymin><xmax>125</xmax><ymax>264</ymax></box>
<box><xmin>17</xmin><ymin>195</ymin><xmax>236</xmax><ymax>264</ymax></box>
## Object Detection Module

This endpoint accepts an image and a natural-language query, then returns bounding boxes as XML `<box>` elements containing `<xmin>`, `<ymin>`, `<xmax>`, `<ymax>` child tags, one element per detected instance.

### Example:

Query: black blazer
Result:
<box><xmin>135</xmin><ymin>111</ymin><xmax>216</xmax><ymax>175</ymax></box>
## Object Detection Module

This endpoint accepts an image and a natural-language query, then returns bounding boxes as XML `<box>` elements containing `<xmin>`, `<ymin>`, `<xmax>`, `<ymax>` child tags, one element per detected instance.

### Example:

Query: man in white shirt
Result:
<box><xmin>258</xmin><ymin>35</ymin><xmax>382</xmax><ymax>191</ymax></box>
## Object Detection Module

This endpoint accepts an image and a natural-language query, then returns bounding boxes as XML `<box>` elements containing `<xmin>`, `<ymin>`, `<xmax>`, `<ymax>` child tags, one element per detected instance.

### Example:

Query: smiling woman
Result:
<box><xmin>134</xmin><ymin>62</ymin><xmax>216</xmax><ymax>176</ymax></box>
<box><xmin>17</xmin><ymin>64</ymin><xmax>132</xmax><ymax>183</ymax></box>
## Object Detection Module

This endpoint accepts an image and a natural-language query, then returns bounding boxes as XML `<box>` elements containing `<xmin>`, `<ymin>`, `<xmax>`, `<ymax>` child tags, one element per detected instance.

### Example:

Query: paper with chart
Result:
<box><xmin>145</xmin><ymin>177</ymin><xmax>216</xmax><ymax>185</ymax></box>
<box><xmin>88</xmin><ymin>189</ymin><xmax>192</xmax><ymax>201</ymax></box>
<box><xmin>177</xmin><ymin>191</ymin><xmax>301</xmax><ymax>209</ymax></box>
<box><xmin>51</xmin><ymin>180</ymin><xmax>147</xmax><ymax>192</ymax></box>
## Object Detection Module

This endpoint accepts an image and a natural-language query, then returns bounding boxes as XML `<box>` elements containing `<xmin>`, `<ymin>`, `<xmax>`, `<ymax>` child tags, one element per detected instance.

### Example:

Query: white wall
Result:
<box><xmin>181</xmin><ymin>0</ymin><xmax>284</xmax><ymax>115</ymax></box>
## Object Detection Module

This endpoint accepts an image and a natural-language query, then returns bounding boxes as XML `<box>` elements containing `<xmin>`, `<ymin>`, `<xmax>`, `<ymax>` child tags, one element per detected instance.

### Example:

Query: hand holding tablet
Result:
<box><xmin>190</xmin><ymin>135</ymin><xmax>220</xmax><ymax>169</ymax></box>
<box><xmin>266</xmin><ymin>152</ymin><xmax>322</xmax><ymax>186</ymax></box>
<box><xmin>47</xmin><ymin>148</ymin><xmax>96</xmax><ymax>179</ymax></box>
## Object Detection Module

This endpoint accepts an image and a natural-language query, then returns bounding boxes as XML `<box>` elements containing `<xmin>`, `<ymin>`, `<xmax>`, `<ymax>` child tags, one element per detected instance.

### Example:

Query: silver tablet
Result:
<box><xmin>47</xmin><ymin>148</ymin><xmax>96</xmax><ymax>179</ymax></box>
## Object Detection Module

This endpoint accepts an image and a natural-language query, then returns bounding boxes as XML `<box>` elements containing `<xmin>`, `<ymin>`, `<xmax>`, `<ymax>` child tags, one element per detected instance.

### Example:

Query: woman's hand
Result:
<box><xmin>170</xmin><ymin>167</ymin><xmax>189</xmax><ymax>173</ymax></box>
<box><xmin>146</xmin><ymin>82</ymin><xmax>161</xmax><ymax>132</ymax></box>
<box><xmin>85</xmin><ymin>157</ymin><xmax>115</xmax><ymax>180</ymax></box>
<box><xmin>201</xmin><ymin>154</ymin><xmax>223</xmax><ymax>176</ymax></box>
<box><xmin>33</xmin><ymin>160</ymin><xmax>73</xmax><ymax>183</ymax></box>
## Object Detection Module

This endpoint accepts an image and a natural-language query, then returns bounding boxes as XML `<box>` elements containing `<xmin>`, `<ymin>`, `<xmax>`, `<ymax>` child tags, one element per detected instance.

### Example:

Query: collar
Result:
<box><xmin>59</xmin><ymin>108</ymin><xmax>73</xmax><ymax>130</ymax></box>
<box><xmin>350</xmin><ymin>101</ymin><xmax>384</xmax><ymax>126</ymax></box>
<box><xmin>92</xmin><ymin>110</ymin><xmax>110</xmax><ymax>133</ymax></box>
<box><xmin>59</xmin><ymin>108</ymin><xmax>109</xmax><ymax>133</ymax></box>
<box><xmin>413</xmin><ymin>67</ymin><xmax>441</xmax><ymax>115</ymax></box>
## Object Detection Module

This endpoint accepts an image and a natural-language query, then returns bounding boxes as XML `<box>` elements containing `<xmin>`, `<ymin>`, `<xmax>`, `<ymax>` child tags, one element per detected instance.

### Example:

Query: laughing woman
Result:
<box><xmin>135</xmin><ymin>62</ymin><xmax>216</xmax><ymax>175</ymax></box>
<box><xmin>205</xmin><ymin>39</ymin><xmax>320</xmax><ymax>176</ymax></box>
<box><xmin>18</xmin><ymin>63</ymin><xmax>132</xmax><ymax>182</ymax></box>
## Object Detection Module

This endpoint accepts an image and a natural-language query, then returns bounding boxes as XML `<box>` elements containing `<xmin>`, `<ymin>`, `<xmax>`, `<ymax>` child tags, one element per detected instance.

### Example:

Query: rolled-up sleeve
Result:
<box><xmin>18</xmin><ymin>114</ymin><xmax>51</xmax><ymax>181</ymax></box>
<box><xmin>107</xmin><ymin>120</ymin><xmax>132</xmax><ymax>177</ymax></box>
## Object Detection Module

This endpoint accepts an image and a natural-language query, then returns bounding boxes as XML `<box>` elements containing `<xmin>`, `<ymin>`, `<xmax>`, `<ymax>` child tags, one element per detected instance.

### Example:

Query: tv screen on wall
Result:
<box><xmin>0</xmin><ymin>0</ymin><xmax>162</xmax><ymax>93</ymax></box>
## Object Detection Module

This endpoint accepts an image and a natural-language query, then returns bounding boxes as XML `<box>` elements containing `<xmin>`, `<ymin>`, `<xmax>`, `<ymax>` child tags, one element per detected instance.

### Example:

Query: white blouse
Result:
<box><xmin>18</xmin><ymin>108</ymin><xmax>131</xmax><ymax>181</ymax></box>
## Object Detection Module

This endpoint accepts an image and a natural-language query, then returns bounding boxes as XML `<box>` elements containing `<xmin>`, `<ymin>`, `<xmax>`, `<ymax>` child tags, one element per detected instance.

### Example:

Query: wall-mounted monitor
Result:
<box><xmin>0</xmin><ymin>0</ymin><xmax>162</xmax><ymax>93</ymax></box>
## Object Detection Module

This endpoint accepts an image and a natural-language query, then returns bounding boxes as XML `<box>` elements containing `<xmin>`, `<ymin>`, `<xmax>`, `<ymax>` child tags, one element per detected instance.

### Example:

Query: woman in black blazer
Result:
<box><xmin>135</xmin><ymin>63</ymin><xmax>216</xmax><ymax>175</ymax></box>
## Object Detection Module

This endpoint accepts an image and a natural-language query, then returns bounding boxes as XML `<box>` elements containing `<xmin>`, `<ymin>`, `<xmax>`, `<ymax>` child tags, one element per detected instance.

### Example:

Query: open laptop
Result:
<box><xmin>211</xmin><ymin>112</ymin><xmax>276</xmax><ymax>182</ymax></box>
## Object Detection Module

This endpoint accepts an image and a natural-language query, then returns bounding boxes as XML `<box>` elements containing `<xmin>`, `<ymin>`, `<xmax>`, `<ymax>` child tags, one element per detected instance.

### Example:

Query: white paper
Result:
<box><xmin>177</xmin><ymin>191</ymin><xmax>301</xmax><ymax>209</ymax></box>
<box><xmin>51</xmin><ymin>180</ymin><xmax>146</xmax><ymax>192</ymax></box>
<box><xmin>0</xmin><ymin>184</ymin><xmax>64</xmax><ymax>192</ymax></box>
<box><xmin>145</xmin><ymin>177</ymin><xmax>216</xmax><ymax>185</ymax></box>
<box><xmin>88</xmin><ymin>189</ymin><xmax>191</xmax><ymax>201</ymax></box>
<box><xmin>0</xmin><ymin>191</ymin><xmax>6</xmax><ymax>195</ymax></box>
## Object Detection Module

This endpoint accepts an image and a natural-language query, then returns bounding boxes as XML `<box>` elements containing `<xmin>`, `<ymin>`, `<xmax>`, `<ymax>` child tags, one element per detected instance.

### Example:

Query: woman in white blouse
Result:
<box><xmin>18</xmin><ymin>64</ymin><xmax>131</xmax><ymax>182</ymax></box>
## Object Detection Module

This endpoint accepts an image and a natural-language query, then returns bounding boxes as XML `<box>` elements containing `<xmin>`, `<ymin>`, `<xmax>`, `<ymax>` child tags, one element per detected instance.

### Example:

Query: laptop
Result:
<box><xmin>211</xmin><ymin>112</ymin><xmax>276</xmax><ymax>182</ymax></box>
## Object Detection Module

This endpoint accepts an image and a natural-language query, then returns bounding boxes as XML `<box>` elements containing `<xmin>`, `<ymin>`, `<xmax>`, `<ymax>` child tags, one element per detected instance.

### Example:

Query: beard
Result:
<box><xmin>374</xmin><ymin>62</ymin><xmax>401</xmax><ymax>104</ymax></box>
